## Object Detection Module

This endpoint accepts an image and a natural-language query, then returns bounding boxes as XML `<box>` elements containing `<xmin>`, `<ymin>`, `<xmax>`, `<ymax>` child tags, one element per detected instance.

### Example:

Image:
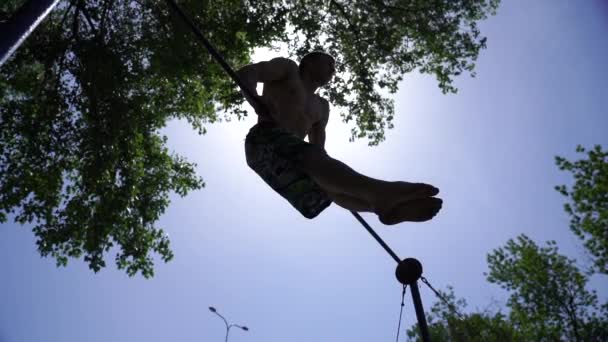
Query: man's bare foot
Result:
<box><xmin>372</xmin><ymin>182</ymin><xmax>439</xmax><ymax>212</ymax></box>
<box><xmin>389</xmin><ymin>181</ymin><xmax>439</xmax><ymax>197</ymax></box>
<box><xmin>377</xmin><ymin>197</ymin><xmax>443</xmax><ymax>225</ymax></box>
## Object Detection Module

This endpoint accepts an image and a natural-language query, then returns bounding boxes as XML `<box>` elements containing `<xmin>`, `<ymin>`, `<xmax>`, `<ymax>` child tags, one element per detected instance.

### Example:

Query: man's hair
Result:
<box><xmin>299</xmin><ymin>51</ymin><xmax>335</xmax><ymax>70</ymax></box>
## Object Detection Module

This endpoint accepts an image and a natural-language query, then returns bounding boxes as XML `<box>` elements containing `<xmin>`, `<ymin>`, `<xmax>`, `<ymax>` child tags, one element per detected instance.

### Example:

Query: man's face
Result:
<box><xmin>320</xmin><ymin>55</ymin><xmax>336</xmax><ymax>85</ymax></box>
<box><xmin>307</xmin><ymin>54</ymin><xmax>335</xmax><ymax>85</ymax></box>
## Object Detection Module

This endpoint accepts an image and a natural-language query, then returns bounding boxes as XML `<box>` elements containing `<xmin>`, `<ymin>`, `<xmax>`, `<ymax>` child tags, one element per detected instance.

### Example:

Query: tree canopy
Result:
<box><xmin>406</xmin><ymin>145</ymin><xmax>608</xmax><ymax>341</ymax></box>
<box><xmin>406</xmin><ymin>287</ymin><xmax>520</xmax><ymax>342</ymax></box>
<box><xmin>407</xmin><ymin>235</ymin><xmax>607</xmax><ymax>342</ymax></box>
<box><xmin>486</xmin><ymin>235</ymin><xmax>605</xmax><ymax>341</ymax></box>
<box><xmin>555</xmin><ymin>145</ymin><xmax>608</xmax><ymax>275</ymax></box>
<box><xmin>1</xmin><ymin>0</ymin><xmax>498</xmax><ymax>276</ymax></box>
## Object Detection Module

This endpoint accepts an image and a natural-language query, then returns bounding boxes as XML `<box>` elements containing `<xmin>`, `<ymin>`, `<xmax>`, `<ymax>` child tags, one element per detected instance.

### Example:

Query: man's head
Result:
<box><xmin>299</xmin><ymin>51</ymin><xmax>336</xmax><ymax>86</ymax></box>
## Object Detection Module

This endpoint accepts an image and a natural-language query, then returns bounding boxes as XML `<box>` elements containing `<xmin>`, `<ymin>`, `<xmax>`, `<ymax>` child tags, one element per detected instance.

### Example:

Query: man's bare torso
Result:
<box><xmin>259</xmin><ymin>60</ymin><xmax>327</xmax><ymax>139</ymax></box>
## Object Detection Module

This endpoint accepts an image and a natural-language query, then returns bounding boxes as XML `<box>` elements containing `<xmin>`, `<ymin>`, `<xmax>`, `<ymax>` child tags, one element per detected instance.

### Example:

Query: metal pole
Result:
<box><xmin>352</xmin><ymin>212</ymin><xmax>432</xmax><ymax>342</ymax></box>
<box><xmin>163</xmin><ymin>0</ymin><xmax>268</xmax><ymax>115</ymax></box>
<box><xmin>350</xmin><ymin>211</ymin><xmax>400</xmax><ymax>263</ymax></box>
<box><xmin>410</xmin><ymin>281</ymin><xmax>431</xmax><ymax>342</ymax></box>
<box><xmin>0</xmin><ymin>0</ymin><xmax>60</xmax><ymax>67</ymax></box>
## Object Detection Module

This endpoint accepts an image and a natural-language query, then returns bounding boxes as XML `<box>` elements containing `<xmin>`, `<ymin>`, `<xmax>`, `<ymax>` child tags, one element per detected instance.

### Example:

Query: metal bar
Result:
<box><xmin>410</xmin><ymin>281</ymin><xmax>431</xmax><ymax>342</ymax></box>
<box><xmin>421</xmin><ymin>276</ymin><xmax>464</xmax><ymax>319</ymax></box>
<box><xmin>350</xmin><ymin>211</ymin><xmax>400</xmax><ymax>263</ymax></box>
<box><xmin>161</xmin><ymin>3</ymin><xmax>431</xmax><ymax>340</ymax></box>
<box><xmin>0</xmin><ymin>0</ymin><xmax>60</xmax><ymax>67</ymax></box>
<box><xmin>164</xmin><ymin>0</ymin><xmax>402</xmax><ymax>269</ymax></box>
<box><xmin>163</xmin><ymin>0</ymin><xmax>267</xmax><ymax>113</ymax></box>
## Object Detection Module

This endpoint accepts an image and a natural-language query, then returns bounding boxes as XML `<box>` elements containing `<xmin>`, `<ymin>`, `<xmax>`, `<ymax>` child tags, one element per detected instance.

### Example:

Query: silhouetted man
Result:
<box><xmin>237</xmin><ymin>52</ymin><xmax>442</xmax><ymax>224</ymax></box>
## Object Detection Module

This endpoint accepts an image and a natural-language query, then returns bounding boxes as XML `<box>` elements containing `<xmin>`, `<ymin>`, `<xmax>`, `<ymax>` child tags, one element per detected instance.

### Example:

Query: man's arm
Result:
<box><xmin>308</xmin><ymin>98</ymin><xmax>330</xmax><ymax>150</ymax></box>
<box><xmin>236</xmin><ymin>57</ymin><xmax>298</xmax><ymax>114</ymax></box>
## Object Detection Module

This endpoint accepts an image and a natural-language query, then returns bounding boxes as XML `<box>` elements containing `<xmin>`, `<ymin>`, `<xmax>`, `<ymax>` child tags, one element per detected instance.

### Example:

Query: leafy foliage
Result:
<box><xmin>555</xmin><ymin>145</ymin><xmax>608</xmax><ymax>275</ymax></box>
<box><xmin>486</xmin><ymin>235</ymin><xmax>605</xmax><ymax>341</ymax></box>
<box><xmin>405</xmin><ymin>146</ymin><xmax>608</xmax><ymax>341</ymax></box>
<box><xmin>0</xmin><ymin>0</ymin><xmax>276</xmax><ymax>277</ymax></box>
<box><xmin>406</xmin><ymin>287</ymin><xmax>520</xmax><ymax>342</ymax></box>
<box><xmin>406</xmin><ymin>237</ymin><xmax>607</xmax><ymax>342</ymax></box>
<box><xmin>1</xmin><ymin>0</ymin><xmax>498</xmax><ymax>276</ymax></box>
<box><xmin>285</xmin><ymin>0</ymin><xmax>499</xmax><ymax>144</ymax></box>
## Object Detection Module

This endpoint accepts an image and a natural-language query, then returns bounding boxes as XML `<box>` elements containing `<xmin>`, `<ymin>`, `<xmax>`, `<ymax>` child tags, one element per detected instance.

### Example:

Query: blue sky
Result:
<box><xmin>2</xmin><ymin>1</ymin><xmax>607</xmax><ymax>341</ymax></box>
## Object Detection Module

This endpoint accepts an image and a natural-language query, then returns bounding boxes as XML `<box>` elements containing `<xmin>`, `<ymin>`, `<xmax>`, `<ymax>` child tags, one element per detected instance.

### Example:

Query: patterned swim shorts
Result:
<box><xmin>245</xmin><ymin>122</ymin><xmax>332</xmax><ymax>219</ymax></box>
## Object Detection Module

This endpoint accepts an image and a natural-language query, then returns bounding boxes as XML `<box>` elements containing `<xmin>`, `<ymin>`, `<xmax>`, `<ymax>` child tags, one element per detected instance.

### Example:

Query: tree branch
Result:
<box><xmin>329</xmin><ymin>0</ymin><xmax>367</xmax><ymax>62</ymax></box>
<box><xmin>78</xmin><ymin>1</ymin><xmax>98</xmax><ymax>36</ymax></box>
<box><xmin>70</xmin><ymin>1</ymin><xmax>80</xmax><ymax>41</ymax></box>
<box><xmin>98</xmin><ymin>0</ymin><xmax>113</xmax><ymax>38</ymax></box>
<box><xmin>56</xmin><ymin>1</ymin><xmax>76</xmax><ymax>34</ymax></box>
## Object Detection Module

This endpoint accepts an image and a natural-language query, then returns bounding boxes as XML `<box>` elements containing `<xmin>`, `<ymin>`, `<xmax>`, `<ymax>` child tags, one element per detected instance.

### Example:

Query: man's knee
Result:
<box><xmin>299</xmin><ymin>145</ymin><xmax>329</xmax><ymax>167</ymax></box>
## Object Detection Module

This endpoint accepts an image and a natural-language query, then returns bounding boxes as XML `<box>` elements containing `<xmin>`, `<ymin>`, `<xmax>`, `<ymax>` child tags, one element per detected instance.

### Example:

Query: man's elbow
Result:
<box><xmin>237</xmin><ymin>64</ymin><xmax>257</xmax><ymax>80</ymax></box>
<box><xmin>310</xmin><ymin>134</ymin><xmax>326</xmax><ymax>150</ymax></box>
<box><xmin>236</xmin><ymin>66</ymin><xmax>259</xmax><ymax>93</ymax></box>
<box><xmin>318</xmin><ymin>139</ymin><xmax>326</xmax><ymax>151</ymax></box>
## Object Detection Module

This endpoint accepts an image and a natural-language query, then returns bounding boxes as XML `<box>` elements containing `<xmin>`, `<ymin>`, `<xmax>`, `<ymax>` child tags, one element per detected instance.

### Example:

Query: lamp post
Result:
<box><xmin>208</xmin><ymin>307</ymin><xmax>249</xmax><ymax>342</ymax></box>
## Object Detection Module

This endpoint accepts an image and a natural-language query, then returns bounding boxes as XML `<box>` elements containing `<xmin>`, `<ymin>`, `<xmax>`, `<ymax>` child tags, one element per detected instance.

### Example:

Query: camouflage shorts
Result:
<box><xmin>245</xmin><ymin>122</ymin><xmax>332</xmax><ymax>219</ymax></box>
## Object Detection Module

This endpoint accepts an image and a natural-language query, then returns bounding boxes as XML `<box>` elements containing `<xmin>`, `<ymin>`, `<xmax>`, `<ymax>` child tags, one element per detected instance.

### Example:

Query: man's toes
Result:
<box><xmin>430</xmin><ymin>197</ymin><xmax>443</xmax><ymax>209</ymax></box>
<box><xmin>419</xmin><ymin>184</ymin><xmax>439</xmax><ymax>197</ymax></box>
<box><xmin>412</xmin><ymin>199</ymin><xmax>442</xmax><ymax>222</ymax></box>
<box><xmin>423</xmin><ymin>197</ymin><xmax>443</xmax><ymax>216</ymax></box>
<box><xmin>407</xmin><ymin>182</ymin><xmax>440</xmax><ymax>198</ymax></box>
<box><xmin>379</xmin><ymin>197</ymin><xmax>442</xmax><ymax>225</ymax></box>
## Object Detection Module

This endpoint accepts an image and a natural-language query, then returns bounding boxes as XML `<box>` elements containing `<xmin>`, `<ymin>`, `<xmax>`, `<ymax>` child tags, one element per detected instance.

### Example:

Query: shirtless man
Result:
<box><xmin>237</xmin><ymin>52</ymin><xmax>442</xmax><ymax>224</ymax></box>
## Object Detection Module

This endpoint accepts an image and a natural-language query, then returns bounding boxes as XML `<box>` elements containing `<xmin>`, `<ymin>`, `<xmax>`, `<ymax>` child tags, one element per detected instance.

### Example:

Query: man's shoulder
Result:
<box><xmin>274</xmin><ymin>57</ymin><xmax>298</xmax><ymax>66</ymax></box>
<box><xmin>315</xmin><ymin>95</ymin><xmax>330</xmax><ymax>109</ymax></box>
<box><xmin>268</xmin><ymin>57</ymin><xmax>299</xmax><ymax>75</ymax></box>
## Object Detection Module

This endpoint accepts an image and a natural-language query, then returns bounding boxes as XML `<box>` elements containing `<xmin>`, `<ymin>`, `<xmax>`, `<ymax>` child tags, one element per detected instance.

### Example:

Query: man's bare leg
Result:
<box><xmin>299</xmin><ymin>148</ymin><xmax>438</xmax><ymax>203</ymax></box>
<box><xmin>376</xmin><ymin>197</ymin><xmax>443</xmax><ymax>224</ymax></box>
<box><xmin>300</xmin><ymin>148</ymin><xmax>442</xmax><ymax>223</ymax></box>
<box><xmin>328</xmin><ymin>192</ymin><xmax>373</xmax><ymax>212</ymax></box>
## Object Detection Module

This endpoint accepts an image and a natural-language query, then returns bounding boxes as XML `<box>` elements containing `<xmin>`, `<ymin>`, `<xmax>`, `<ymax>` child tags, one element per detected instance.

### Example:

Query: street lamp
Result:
<box><xmin>208</xmin><ymin>307</ymin><xmax>249</xmax><ymax>342</ymax></box>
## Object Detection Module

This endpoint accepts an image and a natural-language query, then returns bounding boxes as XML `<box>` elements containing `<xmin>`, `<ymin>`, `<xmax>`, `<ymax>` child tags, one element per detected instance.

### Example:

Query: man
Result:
<box><xmin>237</xmin><ymin>52</ymin><xmax>442</xmax><ymax>224</ymax></box>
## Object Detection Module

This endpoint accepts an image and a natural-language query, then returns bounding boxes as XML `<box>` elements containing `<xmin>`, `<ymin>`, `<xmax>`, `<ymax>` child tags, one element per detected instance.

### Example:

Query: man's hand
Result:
<box><xmin>308</xmin><ymin>98</ymin><xmax>329</xmax><ymax>149</ymax></box>
<box><xmin>243</xmin><ymin>92</ymin><xmax>271</xmax><ymax>118</ymax></box>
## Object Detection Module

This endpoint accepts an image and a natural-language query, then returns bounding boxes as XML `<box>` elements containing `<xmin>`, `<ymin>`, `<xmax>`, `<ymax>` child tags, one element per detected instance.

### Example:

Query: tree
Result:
<box><xmin>407</xmin><ymin>235</ymin><xmax>607</xmax><ymax>341</ymax></box>
<box><xmin>486</xmin><ymin>234</ymin><xmax>606</xmax><ymax>341</ymax></box>
<box><xmin>285</xmin><ymin>0</ymin><xmax>500</xmax><ymax>144</ymax></box>
<box><xmin>406</xmin><ymin>286</ymin><xmax>519</xmax><ymax>342</ymax></box>
<box><xmin>555</xmin><ymin>145</ymin><xmax>608</xmax><ymax>275</ymax></box>
<box><xmin>1</xmin><ymin>0</ymin><xmax>499</xmax><ymax>276</ymax></box>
